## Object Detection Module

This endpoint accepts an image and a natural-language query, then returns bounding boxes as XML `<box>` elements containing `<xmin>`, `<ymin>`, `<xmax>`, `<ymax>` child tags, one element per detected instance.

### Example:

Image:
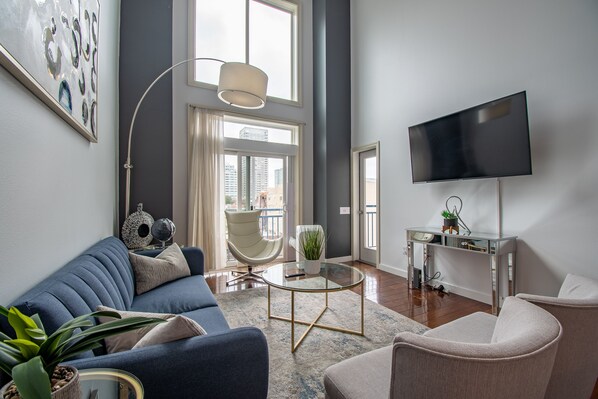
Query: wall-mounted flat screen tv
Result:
<box><xmin>408</xmin><ymin>91</ymin><xmax>532</xmax><ymax>183</ymax></box>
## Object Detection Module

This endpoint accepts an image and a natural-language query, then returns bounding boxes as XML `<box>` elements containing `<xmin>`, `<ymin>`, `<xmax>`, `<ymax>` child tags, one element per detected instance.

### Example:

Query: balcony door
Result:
<box><xmin>359</xmin><ymin>149</ymin><xmax>377</xmax><ymax>264</ymax></box>
<box><xmin>351</xmin><ymin>144</ymin><xmax>379</xmax><ymax>267</ymax></box>
<box><xmin>222</xmin><ymin>115</ymin><xmax>299</xmax><ymax>266</ymax></box>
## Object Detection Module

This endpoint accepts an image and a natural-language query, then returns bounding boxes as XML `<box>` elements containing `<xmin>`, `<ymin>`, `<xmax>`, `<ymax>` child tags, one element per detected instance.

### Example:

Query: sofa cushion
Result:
<box><xmin>96</xmin><ymin>306</ymin><xmax>174</xmax><ymax>353</ymax></box>
<box><xmin>558</xmin><ymin>273</ymin><xmax>598</xmax><ymax>299</ymax></box>
<box><xmin>83</xmin><ymin>237</ymin><xmax>136</xmax><ymax>308</ymax></box>
<box><xmin>324</xmin><ymin>346</ymin><xmax>392</xmax><ymax>399</ymax></box>
<box><xmin>182</xmin><ymin>306</ymin><xmax>230</xmax><ymax>334</ymax></box>
<box><xmin>5</xmin><ymin>242</ymin><xmax>134</xmax><ymax>336</ymax></box>
<box><xmin>130</xmin><ymin>275</ymin><xmax>218</xmax><ymax>314</ymax></box>
<box><xmin>423</xmin><ymin>312</ymin><xmax>497</xmax><ymax>343</ymax></box>
<box><xmin>133</xmin><ymin>315</ymin><xmax>207</xmax><ymax>349</ymax></box>
<box><xmin>130</xmin><ymin>244</ymin><xmax>191</xmax><ymax>294</ymax></box>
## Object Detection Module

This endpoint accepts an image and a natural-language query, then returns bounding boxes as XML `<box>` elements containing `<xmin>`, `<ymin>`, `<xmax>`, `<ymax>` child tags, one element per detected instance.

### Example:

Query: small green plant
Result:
<box><xmin>299</xmin><ymin>229</ymin><xmax>326</xmax><ymax>260</ymax></box>
<box><xmin>0</xmin><ymin>306</ymin><xmax>164</xmax><ymax>399</ymax></box>
<box><xmin>441</xmin><ymin>210</ymin><xmax>458</xmax><ymax>219</ymax></box>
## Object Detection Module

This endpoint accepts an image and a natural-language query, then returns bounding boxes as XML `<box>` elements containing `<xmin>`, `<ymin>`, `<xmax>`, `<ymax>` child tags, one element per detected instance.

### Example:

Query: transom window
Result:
<box><xmin>224</xmin><ymin>115</ymin><xmax>297</xmax><ymax>145</ymax></box>
<box><xmin>191</xmin><ymin>0</ymin><xmax>299</xmax><ymax>103</ymax></box>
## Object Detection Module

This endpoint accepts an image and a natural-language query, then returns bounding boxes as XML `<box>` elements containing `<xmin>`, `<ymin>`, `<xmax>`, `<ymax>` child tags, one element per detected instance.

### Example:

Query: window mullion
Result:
<box><xmin>246</xmin><ymin>0</ymin><xmax>250</xmax><ymax>63</ymax></box>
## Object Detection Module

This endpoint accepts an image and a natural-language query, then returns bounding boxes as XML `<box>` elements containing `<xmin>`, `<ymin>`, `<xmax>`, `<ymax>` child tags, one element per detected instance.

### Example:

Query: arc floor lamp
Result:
<box><xmin>123</xmin><ymin>58</ymin><xmax>268</xmax><ymax>219</ymax></box>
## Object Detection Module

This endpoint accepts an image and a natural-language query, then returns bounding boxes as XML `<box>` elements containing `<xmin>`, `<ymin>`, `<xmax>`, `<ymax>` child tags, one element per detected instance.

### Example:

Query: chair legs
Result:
<box><xmin>226</xmin><ymin>265</ymin><xmax>264</xmax><ymax>286</ymax></box>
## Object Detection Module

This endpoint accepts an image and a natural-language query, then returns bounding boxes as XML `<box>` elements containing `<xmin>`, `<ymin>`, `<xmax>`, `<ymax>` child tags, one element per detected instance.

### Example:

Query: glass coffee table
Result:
<box><xmin>262</xmin><ymin>261</ymin><xmax>365</xmax><ymax>352</ymax></box>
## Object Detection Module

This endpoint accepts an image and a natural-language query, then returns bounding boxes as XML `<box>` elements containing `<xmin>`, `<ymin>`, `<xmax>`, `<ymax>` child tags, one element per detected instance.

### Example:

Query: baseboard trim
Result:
<box><xmin>378</xmin><ymin>263</ymin><xmax>408</xmax><ymax>278</ymax></box>
<box><xmin>377</xmin><ymin>263</ymin><xmax>492</xmax><ymax>305</ymax></box>
<box><xmin>429</xmin><ymin>280</ymin><xmax>492</xmax><ymax>304</ymax></box>
<box><xmin>327</xmin><ymin>255</ymin><xmax>353</xmax><ymax>263</ymax></box>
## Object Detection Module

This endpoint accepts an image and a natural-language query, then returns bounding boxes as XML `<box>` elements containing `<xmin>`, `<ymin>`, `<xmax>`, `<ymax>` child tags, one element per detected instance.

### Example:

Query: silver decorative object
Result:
<box><xmin>151</xmin><ymin>218</ymin><xmax>176</xmax><ymax>247</ymax></box>
<box><xmin>121</xmin><ymin>203</ymin><xmax>154</xmax><ymax>249</ymax></box>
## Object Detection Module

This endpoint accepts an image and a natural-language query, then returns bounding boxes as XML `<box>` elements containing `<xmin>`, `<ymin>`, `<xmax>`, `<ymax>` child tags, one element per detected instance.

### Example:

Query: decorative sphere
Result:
<box><xmin>151</xmin><ymin>218</ymin><xmax>176</xmax><ymax>243</ymax></box>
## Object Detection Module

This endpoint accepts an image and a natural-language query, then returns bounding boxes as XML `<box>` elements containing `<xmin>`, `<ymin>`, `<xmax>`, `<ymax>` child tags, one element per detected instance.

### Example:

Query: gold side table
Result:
<box><xmin>79</xmin><ymin>368</ymin><xmax>143</xmax><ymax>399</ymax></box>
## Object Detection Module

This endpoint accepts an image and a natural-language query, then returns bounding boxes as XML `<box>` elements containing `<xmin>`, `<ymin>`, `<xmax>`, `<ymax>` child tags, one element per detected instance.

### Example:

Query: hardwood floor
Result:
<box><xmin>205</xmin><ymin>260</ymin><xmax>491</xmax><ymax>328</ymax></box>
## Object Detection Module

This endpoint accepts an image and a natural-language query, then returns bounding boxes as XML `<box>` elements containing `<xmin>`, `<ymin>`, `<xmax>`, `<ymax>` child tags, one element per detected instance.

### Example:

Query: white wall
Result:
<box><xmin>0</xmin><ymin>0</ymin><xmax>121</xmax><ymax>304</ymax></box>
<box><xmin>351</xmin><ymin>0</ymin><xmax>598</xmax><ymax>301</ymax></box>
<box><xmin>171</xmin><ymin>0</ymin><xmax>314</xmax><ymax>241</ymax></box>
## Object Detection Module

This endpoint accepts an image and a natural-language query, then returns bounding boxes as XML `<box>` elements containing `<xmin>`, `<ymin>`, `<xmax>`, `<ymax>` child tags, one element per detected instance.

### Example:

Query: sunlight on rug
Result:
<box><xmin>215</xmin><ymin>287</ymin><xmax>428</xmax><ymax>399</ymax></box>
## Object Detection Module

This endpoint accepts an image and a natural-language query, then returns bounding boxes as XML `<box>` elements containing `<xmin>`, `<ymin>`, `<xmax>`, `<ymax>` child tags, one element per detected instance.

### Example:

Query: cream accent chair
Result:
<box><xmin>225</xmin><ymin>210</ymin><xmax>283</xmax><ymax>286</ymax></box>
<box><xmin>289</xmin><ymin>225</ymin><xmax>326</xmax><ymax>261</ymax></box>
<box><xmin>516</xmin><ymin>274</ymin><xmax>598</xmax><ymax>399</ymax></box>
<box><xmin>324</xmin><ymin>297</ymin><xmax>562</xmax><ymax>399</ymax></box>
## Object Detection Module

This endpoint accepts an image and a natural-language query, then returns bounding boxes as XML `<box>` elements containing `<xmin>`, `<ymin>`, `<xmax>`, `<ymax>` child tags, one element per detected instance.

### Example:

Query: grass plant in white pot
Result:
<box><xmin>0</xmin><ymin>306</ymin><xmax>164</xmax><ymax>399</ymax></box>
<box><xmin>299</xmin><ymin>229</ymin><xmax>326</xmax><ymax>274</ymax></box>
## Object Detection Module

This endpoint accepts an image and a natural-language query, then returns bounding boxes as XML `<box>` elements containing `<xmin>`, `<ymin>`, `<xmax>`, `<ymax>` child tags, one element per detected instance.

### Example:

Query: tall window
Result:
<box><xmin>221</xmin><ymin>114</ymin><xmax>300</xmax><ymax>265</ymax></box>
<box><xmin>192</xmin><ymin>0</ymin><xmax>299</xmax><ymax>103</ymax></box>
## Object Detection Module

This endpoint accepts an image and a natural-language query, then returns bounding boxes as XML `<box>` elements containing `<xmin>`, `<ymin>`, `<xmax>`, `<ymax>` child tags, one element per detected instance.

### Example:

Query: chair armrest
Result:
<box><xmin>136</xmin><ymin>246</ymin><xmax>205</xmax><ymax>275</ymax></box>
<box><xmin>66</xmin><ymin>327</ymin><xmax>268</xmax><ymax>399</ymax></box>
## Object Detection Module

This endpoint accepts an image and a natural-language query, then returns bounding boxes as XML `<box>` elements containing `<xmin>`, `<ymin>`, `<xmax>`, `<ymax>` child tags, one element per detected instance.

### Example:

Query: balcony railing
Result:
<box><xmin>365</xmin><ymin>204</ymin><xmax>377</xmax><ymax>249</ymax></box>
<box><xmin>258</xmin><ymin>208</ymin><xmax>284</xmax><ymax>239</ymax></box>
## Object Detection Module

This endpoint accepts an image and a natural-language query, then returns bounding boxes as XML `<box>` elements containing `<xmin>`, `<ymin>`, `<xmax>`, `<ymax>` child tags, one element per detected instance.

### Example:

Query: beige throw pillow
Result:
<box><xmin>132</xmin><ymin>315</ymin><xmax>207</xmax><ymax>349</ymax></box>
<box><xmin>96</xmin><ymin>306</ymin><xmax>174</xmax><ymax>353</ymax></box>
<box><xmin>96</xmin><ymin>306</ymin><xmax>207</xmax><ymax>353</ymax></box>
<box><xmin>129</xmin><ymin>243</ymin><xmax>191</xmax><ymax>294</ymax></box>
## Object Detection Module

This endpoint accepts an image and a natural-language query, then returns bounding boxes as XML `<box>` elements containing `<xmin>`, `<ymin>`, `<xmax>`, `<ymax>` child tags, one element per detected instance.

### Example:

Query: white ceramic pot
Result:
<box><xmin>304</xmin><ymin>260</ymin><xmax>321</xmax><ymax>274</ymax></box>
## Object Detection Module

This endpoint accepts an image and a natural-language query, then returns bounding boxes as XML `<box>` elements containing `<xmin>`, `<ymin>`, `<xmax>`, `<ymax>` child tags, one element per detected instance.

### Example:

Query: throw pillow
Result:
<box><xmin>129</xmin><ymin>243</ymin><xmax>191</xmax><ymax>294</ymax></box>
<box><xmin>133</xmin><ymin>315</ymin><xmax>207</xmax><ymax>349</ymax></box>
<box><xmin>96</xmin><ymin>306</ymin><xmax>174</xmax><ymax>353</ymax></box>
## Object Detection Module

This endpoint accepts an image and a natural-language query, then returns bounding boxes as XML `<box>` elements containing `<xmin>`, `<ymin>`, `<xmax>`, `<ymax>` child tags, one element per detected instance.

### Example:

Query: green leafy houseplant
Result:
<box><xmin>299</xmin><ymin>229</ymin><xmax>326</xmax><ymax>261</ymax></box>
<box><xmin>441</xmin><ymin>210</ymin><xmax>458</xmax><ymax>220</ymax></box>
<box><xmin>441</xmin><ymin>210</ymin><xmax>459</xmax><ymax>229</ymax></box>
<box><xmin>0</xmin><ymin>305</ymin><xmax>164</xmax><ymax>399</ymax></box>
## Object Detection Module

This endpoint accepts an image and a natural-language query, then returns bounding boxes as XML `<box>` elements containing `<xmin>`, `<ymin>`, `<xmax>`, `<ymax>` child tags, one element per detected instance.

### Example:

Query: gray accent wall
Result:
<box><xmin>119</xmin><ymin>0</ymin><xmax>173</xmax><ymax>228</ymax></box>
<box><xmin>313</xmin><ymin>0</ymin><xmax>351</xmax><ymax>258</ymax></box>
<box><xmin>0</xmin><ymin>0</ymin><xmax>121</xmax><ymax>304</ymax></box>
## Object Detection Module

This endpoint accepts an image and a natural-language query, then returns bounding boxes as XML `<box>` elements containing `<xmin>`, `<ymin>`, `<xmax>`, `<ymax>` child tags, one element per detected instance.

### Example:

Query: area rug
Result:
<box><xmin>215</xmin><ymin>287</ymin><xmax>428</xmax><ymax>398</ymax></box>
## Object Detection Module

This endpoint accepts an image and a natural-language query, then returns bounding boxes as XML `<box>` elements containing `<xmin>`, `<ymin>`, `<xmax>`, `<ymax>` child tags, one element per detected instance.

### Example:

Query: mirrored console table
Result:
<box><xmin>406</xmin><ymin>227</ymin><xmax>517</xmax><ymax>315</ymax></box>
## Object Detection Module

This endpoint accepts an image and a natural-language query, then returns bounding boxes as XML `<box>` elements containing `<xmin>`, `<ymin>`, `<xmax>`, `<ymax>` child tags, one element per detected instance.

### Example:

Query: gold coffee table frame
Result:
<box><xmin>262</xmin><ymin>262</ymin><xmax>365</xmax><ymax>353</ymax></box>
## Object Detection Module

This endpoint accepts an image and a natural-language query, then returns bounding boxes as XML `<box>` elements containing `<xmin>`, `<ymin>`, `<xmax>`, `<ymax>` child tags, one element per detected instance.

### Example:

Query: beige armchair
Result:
<box><xmin>225</xmin><ymin>210</ymin><xmax>283</xmax><ymax>286</ymax></box>
<box><xmin>324</xmin><ymin>297</ymin><xmax>562</xmax><ymax>399</ymax></box>
<box><xmin>516</xmin><ymin>273</ymin><xmax>598</xmax><ymax>399</ymax></box>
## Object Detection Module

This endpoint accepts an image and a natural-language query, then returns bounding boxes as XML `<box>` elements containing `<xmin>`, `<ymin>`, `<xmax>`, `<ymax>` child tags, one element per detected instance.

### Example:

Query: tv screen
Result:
<box><xmin>408</xmin><ymin>91</ymin><xmax>532</xmax><ymax>183</ymax></box>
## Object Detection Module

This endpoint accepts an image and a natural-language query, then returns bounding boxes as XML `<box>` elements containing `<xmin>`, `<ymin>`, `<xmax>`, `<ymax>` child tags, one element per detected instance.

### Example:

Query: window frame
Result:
<box><xmin>188</xmin><ymin>0</ymin><xmax>301</xmax><ymax>106</ymax></box>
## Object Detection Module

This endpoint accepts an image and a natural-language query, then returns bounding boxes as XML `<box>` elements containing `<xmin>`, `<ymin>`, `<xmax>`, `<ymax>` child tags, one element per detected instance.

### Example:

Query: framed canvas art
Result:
<box><xmin>0</xmin><ymin>0</ymin><xmax>100</xmax><ymax>142</ymax></box>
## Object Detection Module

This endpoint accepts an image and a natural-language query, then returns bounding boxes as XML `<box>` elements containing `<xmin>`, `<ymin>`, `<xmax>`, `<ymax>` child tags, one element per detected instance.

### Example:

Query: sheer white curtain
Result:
<box><xmin>187</xmin><ymin>107</ymin><xmax>226</xmax><ymax>271</ymax></box>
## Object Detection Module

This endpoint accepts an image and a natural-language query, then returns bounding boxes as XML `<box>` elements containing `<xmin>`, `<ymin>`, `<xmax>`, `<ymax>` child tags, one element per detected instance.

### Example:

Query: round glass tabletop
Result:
<box><xmin>262</xmin><ymin>261</ymin><xmax>364</xmax><ymax>292</ymax></box>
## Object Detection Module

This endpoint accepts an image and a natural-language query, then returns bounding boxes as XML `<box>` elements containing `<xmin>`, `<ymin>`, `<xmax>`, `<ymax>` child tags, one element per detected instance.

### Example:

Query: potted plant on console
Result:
<box><xmin>441</xmin><ymin>210</ymin><xmax>459</xmax><ymax>233</ymax></box>
<box><xmin>299</xmin><ymin>229</ymin><xmax>326</xmax><ymax>274</ymax></box>
<box><xmin>0</xmin><ymin>306</ymin><xmax>163</xmax><ymax>399</ymax></box>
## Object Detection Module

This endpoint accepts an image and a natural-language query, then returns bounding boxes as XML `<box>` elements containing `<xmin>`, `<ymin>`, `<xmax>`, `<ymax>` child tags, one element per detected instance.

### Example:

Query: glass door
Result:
<box><xmin>359</xmin><ymin>149</ymin><xmax>377</xmax><ymax>264</ymax></box>
<box><xmin>224</xmin><ymin>153</ymin><xmax>288</xmax><ymax>264</ymax></box>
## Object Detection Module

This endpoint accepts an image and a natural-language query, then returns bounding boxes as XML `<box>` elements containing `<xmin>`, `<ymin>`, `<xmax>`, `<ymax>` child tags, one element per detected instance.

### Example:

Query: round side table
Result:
<box><xmin>79</xmin><ymin>368</ymin><xmax>143</xmax><ymax>399</ymax></box>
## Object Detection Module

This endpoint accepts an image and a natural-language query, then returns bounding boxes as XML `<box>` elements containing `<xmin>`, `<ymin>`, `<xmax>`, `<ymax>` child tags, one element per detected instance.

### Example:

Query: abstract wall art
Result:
<box><xmin>0</xmin><ymin>0</ymin><xmax>100</xmax><ymax>142</ymax></box>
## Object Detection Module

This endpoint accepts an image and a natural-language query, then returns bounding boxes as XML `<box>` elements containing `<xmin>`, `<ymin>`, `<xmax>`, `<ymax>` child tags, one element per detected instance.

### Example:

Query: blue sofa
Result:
<box><xmin>0</xmin><ymin>237</ymin><xmax>269</xmax><ymax>399</ymax></box>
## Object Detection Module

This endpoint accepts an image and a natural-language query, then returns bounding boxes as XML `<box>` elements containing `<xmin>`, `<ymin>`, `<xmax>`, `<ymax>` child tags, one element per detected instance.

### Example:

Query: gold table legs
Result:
<box><xmin>267</xmin><ymin>283</ymin><xmax>365</xmax><ymax>353</ymax></box>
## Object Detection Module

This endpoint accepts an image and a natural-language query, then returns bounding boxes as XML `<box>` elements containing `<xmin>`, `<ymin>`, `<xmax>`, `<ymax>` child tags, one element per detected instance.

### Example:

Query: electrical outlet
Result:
<box><xmin>340</xmin><ymin>207</ymin><xmax>350</xmax><ymax>215</ymax></box>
